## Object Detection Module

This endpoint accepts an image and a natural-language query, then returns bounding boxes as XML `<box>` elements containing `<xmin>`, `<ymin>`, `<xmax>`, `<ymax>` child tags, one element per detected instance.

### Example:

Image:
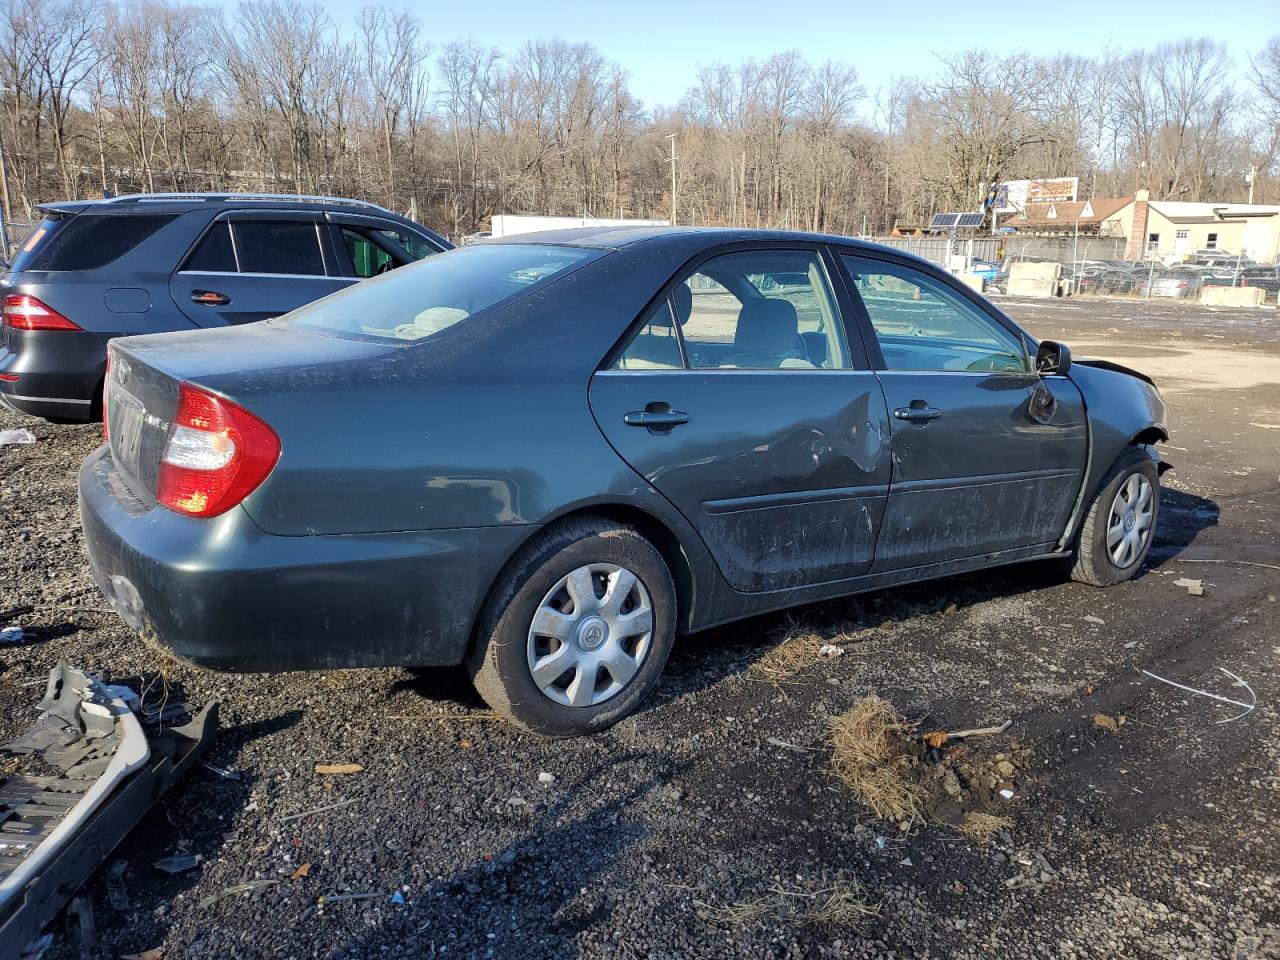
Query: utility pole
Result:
<box><xmin>1246</xmin><ymin>164</ymin><xmax>1256</xmax><ymax>205</ymax></box>
<box><xmin>0</xmin><ymin>86</ymin><xmax>13</xmax><ymax>264</ymax></box>
<box><xmin>666</xmin><ymin>133</ymin><xmax>677</xmax><ymax>226</ymax></box>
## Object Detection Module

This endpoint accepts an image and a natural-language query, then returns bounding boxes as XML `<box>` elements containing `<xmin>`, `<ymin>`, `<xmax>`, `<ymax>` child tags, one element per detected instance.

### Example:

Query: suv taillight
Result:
<box><xmin>2</xmin><ymin>294</ymin><xmax>82</xmax><ymax>331</ymax></box>
<box><xmin>157</xmin><ymin>383</ymin><xmax>280</xmax><ymax>518</ymax></box>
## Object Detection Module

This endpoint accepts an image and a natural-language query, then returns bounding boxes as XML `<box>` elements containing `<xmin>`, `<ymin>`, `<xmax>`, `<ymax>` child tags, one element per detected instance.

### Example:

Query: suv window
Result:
<box><xmin>842</xmin><ymin>255</ymin><xmax>1030</xmax><ymax>373</ymax></box>
<box><xmin>342</xmin><ymin>228</ymin><xmax>397</xmax><ymax>279</ymax></box>
<box><xmin>376</xmin><ymin>226</ymin><xmax>438</xmax><ymax>260</ymax></box>
<box><xmin>183</xmin><ymin>222</ymin><xmax>237</xmax><ymax>272</ymax></box>
<box><xmin>233</xmin><ymin>221</ymin><xmax>325</xmax><ymax>276</ymax></box>
<box><xmin>19</xmin><ymin>213</ymin><xmax>176</xmax><ymax>272</ymax></box>
<box><xmin>615</xmin><ymin>250</ymin><xmax>846</xmax><ymax>371</ymax></box>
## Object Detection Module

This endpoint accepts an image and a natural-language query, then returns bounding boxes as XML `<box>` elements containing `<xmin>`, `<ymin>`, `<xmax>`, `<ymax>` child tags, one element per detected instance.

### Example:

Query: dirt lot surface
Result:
<box><xmin>2</xmin><ymin>296</ymin><xmax>1278</xmax><ymax>959</ymax></box>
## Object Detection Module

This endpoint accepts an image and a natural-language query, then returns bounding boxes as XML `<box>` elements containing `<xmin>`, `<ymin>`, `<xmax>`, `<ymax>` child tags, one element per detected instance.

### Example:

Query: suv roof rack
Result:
<box><xmin>100</xmin><ymin>192</ymin><xmax>397</xmax><ymax>215</ymax></box>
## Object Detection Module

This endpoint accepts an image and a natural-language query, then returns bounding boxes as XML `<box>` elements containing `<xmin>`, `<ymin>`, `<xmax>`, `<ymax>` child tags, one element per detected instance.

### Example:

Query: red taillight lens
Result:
<box><xmin>2</xmin><ymin>294</ymin><xmax>82</xmax><ymax>331</ymax></box>
<box><xmin>157</xmin><ymin>383</ymin><xmax>280</xmax><ymax>518</ymax></box>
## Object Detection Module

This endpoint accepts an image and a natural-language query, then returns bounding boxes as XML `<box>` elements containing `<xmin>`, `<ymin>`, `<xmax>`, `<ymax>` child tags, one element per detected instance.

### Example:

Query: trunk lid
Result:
<box><xmin>106</xmin><ymin>322</ymin><xmax>396</xmax><ymax>502</ymax></box>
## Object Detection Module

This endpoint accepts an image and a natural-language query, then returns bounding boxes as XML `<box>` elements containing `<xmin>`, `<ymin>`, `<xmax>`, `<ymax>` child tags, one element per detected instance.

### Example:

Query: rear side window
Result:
<box><xmin>183</xmin><ymin>223</ymin><xmax>237</xmax><ymax>272</ymax></box>
<box><xmin>376</xmin><ymin>226</ymin><xmax>439</xmax><ymax>260</ymax></box>
<box><xmin>342</xmin><ymin>228</ymin><xmax>396</xmax><ymax>279</ymax></box>
<box><xmin>20</xmin><ymin>214</ymin><xmax>175</xmax><ymax>272</ymax></box>
<box><xmin>233</xmin><ymin>222</ymin><xmax>324</xmax><ymax>276</ymax></box>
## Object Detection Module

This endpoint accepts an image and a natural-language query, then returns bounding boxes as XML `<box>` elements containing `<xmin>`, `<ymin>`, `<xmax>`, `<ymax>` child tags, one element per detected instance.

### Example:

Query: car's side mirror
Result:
<box><xmin>1035</xmin><ymin>340</ymin><xmax>1072</xmax><ymax>375</ymax></box>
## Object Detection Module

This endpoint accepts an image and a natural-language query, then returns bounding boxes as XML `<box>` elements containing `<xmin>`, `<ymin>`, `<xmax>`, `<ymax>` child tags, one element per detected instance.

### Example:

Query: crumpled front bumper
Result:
<box><xmin>0</xmin><ymin>663</ymin><xmax>215</xmax><ymax>960</ymax></box>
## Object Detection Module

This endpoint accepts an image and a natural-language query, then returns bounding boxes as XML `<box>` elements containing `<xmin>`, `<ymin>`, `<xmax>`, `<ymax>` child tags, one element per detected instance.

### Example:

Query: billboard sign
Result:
<box><xmin>994</xmin><ymin>177</ymin><xmax>1079</xmax><ymax>214</ymax></box>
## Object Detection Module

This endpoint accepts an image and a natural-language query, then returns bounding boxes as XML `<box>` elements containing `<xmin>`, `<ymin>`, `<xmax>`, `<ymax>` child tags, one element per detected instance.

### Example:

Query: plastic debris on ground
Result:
<box><xmin>153</xmin><ymin>854</ymin><xmax>203</xmax><ymax>874</ymax></box>
<box><xmin>0</xmin><ymin>626</ymin><xmax>24</xmax><ymax>646</ymax></box>
<box><xmin>107</xmin><ymin>861</ymin><xmax>130</xmax><ymax>910</ymax></box>
<box><xmin>18</xmin><ymin>933</ymin><xmax>52</xmax><ymax>959</ymax></box>
<box><xmin>1173</xmin><ymin>577</ymin><xmax>1205</xmax><ymax>596</ymax></box>
<box><xmin>0</xmin><ymin>663</ymin><xmax>216</xmax><ymax>955</ymax></box>
<box><xmin>197</xmin><ymin>879</ymin><xmax>279</xmax><ymax>909</ymax></box>
<box><xmin>0</xmin><ymin>428</ymin><xmax>36</xmax><ymax>445</ymax></box>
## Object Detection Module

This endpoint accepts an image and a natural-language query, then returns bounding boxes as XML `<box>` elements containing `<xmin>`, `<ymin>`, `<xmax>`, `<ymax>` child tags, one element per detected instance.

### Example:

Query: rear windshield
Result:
<box><xmin>280</xmin><ymin>243</ymin><xmax>596</xmax><ymax>342</ymax></box>
<box><xmin>11</xmin><ymin>212</ymin><xmax>176</xmax><ymax>272</ymax></box>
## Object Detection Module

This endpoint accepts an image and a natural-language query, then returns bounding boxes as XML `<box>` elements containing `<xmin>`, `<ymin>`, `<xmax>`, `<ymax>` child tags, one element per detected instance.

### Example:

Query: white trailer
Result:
<box><xmin>489</xmin><ymin>215</ymin><xmax>669</xmax><ymax>238</ymax></box>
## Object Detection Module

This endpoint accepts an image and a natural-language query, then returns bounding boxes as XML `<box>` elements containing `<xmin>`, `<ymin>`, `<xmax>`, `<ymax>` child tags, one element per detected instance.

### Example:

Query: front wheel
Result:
<box><xmin>1069</xmin><ymin>447</ymin><xmax>1160</xmax><ymax>587</ymax></box>
<box><xmin>467</xmin><ymin>518</ymin><xmax>677</xmax><ymax>736</ymax></box>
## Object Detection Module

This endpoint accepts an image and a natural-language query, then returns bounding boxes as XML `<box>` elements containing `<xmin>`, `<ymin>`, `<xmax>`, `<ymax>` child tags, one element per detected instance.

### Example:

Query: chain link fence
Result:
<box><xmin>869</xmin><ymin>233</ymin><xmax>1276</xmax><ymax>303</ymax></box>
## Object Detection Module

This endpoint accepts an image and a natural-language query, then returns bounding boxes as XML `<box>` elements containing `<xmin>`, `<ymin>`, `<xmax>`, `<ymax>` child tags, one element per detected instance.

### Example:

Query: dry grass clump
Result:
<box><xmin>749</xmin><ymin>630</ymin><xmax>824</xmax><ymax>682</ymax></box>
<box><xmin>800</xmin><ymin>880</ymin><xmax>880</xmax><ymax>926</ymax></box>
<box><xmin>829</xmin><ymin>695</ymin><xmax>926</xmax><ymax>823</ymax></box>
<box><xmin>694</xmin><ymin>896</ymin><xmax>773</xmax><ymax>927</ymax></box>
<box><xmin>956</xmin><ymin>811</ymin><xmax>1013</xmax><ymax>844</ymax></box>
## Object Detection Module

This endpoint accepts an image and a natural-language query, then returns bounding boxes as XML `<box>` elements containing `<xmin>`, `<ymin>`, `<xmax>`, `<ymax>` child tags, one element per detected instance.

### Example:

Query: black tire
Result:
<box><xmin>1070</xmin><ymin>446</ymin><xmax>1160</xmax><ymax>587</ymax></box>
<box><xmin>466</xmin><ymin>518</ymin><xmax>677</xmax><ymax>736</ymax></box>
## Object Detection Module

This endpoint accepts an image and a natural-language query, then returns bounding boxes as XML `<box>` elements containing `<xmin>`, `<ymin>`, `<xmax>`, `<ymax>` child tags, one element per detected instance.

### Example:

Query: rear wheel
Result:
<box><xmin>1070</xmin><ymin>447</ymin><xmax>1160</xmax><ymax>587</ymax></box>
<box><xmin>467</xmin><ymin>518</ymin><xmax>676</xmax><ymax>736</ymax></box>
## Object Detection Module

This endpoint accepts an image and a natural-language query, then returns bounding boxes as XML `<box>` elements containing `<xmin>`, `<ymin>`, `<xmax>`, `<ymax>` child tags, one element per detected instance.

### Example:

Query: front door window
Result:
<box><xmin>840</xmin><ymin>256</ymin><xmax>1029</xmax><ymax>373</ymax></box>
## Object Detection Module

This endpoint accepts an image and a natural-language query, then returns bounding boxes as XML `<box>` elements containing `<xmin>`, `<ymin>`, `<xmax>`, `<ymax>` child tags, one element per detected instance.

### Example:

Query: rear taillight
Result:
<box><xmin>157</xmin><ymin>383</ymin><xmax>280</xmax><ymax>518</ymax></box>
<box><xmin>2</xmin><ymin>294</ymin><xmax>82</xmax><ymax>331</ymax></box>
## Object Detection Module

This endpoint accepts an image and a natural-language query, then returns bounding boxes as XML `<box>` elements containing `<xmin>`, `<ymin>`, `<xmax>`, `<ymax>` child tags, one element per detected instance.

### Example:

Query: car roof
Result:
<box><xmin>485</xmin><ymin>225</ymin><xmax>939</xmax><ymax>264</ymax></box>
<box><xmin>35</xmin><ymin>193</ymin><xmax>408</xmax><ymax>219</ymax></box>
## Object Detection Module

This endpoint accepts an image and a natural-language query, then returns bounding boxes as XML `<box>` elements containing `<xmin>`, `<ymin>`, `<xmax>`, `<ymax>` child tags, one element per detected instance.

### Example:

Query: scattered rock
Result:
<box><xmin>1092</xmin><ymin>713</ymin><xmax>1120</xmax><ymax>731</ymax></box>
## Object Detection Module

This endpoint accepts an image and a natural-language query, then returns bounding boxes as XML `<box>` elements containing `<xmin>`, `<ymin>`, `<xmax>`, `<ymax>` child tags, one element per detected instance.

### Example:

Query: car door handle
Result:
<box><xmin>190</xmin><ymin>290</ymin><xmax>230</xmax><ymax>306</ymax></box>
<box><xmin>624</xmin><ymin>407</ymin><xmax>689</xmax><ymax>430</ymax></box>
<box><xmin>894</xmin><ymin>405</ymin><xmax>942</xmax><ymax>423</ymax></box>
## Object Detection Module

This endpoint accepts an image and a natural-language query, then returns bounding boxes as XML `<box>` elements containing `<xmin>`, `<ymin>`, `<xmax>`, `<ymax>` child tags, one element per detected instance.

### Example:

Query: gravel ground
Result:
<box><xmin>1</xmin><ymin>296</ymin><xmax>1278</xmax><ymax>959</ymax></box>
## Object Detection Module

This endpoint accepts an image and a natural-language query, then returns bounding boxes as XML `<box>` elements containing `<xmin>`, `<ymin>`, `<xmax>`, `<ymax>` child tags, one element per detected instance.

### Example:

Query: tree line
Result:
<box><xmin>3</xmin><ymin>0</ymin><xmax>1278</xmax><ymax>238</ymax></box>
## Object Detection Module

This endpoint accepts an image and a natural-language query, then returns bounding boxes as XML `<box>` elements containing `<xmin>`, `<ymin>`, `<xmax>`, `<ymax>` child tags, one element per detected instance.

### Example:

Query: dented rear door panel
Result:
<box><xmin>589</xmin><ymin>370</ymin><xmax>893</xmax><ymax>592</ymax></box>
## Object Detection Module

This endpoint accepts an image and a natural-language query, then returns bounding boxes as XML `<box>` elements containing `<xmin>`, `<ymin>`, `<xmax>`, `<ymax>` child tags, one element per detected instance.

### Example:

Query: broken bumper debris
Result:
<box><xmin>0</xmin><ymin>663</ymin><xmax>216</xmax><ymax>960</ymax></box>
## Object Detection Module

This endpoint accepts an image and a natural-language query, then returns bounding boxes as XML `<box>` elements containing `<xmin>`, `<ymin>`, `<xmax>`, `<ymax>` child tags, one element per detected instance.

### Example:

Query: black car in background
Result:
<box><xmin>0</xmin><ymin>193</ymin><xmax>450</xmax><ymax>421</ymax></box>
<box><xmin>1240</xmin><ymin>265</ymin><xmax>1280</xmax><ymax>301</ymax></box>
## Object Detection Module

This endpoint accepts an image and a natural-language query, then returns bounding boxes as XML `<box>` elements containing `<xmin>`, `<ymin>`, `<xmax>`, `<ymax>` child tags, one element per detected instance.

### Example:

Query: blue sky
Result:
<box><xmin>312</xmin><ymin>0</ymin><xmax>1274</xmax><ymax>110</ymax></box>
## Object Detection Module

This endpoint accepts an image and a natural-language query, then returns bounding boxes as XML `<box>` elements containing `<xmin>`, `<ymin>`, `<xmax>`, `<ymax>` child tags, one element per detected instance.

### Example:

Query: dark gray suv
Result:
<box><xmin>0</xmin><ymin>193</ymin><xmax>450</xmax><ymax>421</ymax></box>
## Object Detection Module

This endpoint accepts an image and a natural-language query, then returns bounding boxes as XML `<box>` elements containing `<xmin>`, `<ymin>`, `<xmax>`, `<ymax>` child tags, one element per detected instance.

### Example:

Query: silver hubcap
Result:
<box><xmin>526</xmin><ymin>563</ymin><xmax>654</xmax><ymax>708</ymax></box>
<box><xmin>1106</xmin><ymin>473</ymin><xmax>1155</xmax><ymax>569</ymax></box>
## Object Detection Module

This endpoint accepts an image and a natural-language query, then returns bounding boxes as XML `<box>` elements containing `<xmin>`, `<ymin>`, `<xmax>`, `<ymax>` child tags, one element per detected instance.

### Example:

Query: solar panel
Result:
<box><xmin>929</xmin><ymin>213</ymin><xmax>960</xmax><ymax>229</ymax></box>
<box><xmin>955</xmin><ymin>212</ymin><xmax>985</xmax><ymax>227</ymax></box>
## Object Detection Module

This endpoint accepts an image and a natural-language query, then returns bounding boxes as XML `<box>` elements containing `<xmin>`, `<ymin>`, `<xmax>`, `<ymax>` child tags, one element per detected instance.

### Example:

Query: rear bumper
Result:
<box><xmin>0</xmin><ymin>329</ymin><xmax>110</xmax><ymax>420</ymax></box>
<box><xmin>78</xmin><ymin>445</ymin><xmax>531</xmax><ymax>671</ymax></box>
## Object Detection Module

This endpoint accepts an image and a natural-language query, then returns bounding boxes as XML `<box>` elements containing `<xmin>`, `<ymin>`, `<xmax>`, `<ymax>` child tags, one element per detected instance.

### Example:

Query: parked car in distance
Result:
<box><xmin>80</xmin><ymin>227</ymin><xmax>1169</xmax><ymax>736</ymax></box>
<box><xmin>1138</xmin><ymin>269</ymin><xmax>1201</xmax><ymax>298</ymax></box>
<box><xmin>0</xmin><ymin>193</ymin><xmax>450</xmax><ymax>422</ymax></box>
<box><xmin>967</xmin><ymin>260</ymin><xmax>999</xmax><ymax>283</ymax></box>
<box><xmin>460</xmin><ymin>231</ymin><xmax>493</xmax><ymax>245</ymax></box>
<box><xmin>1078</xmin><ymin>269</ymin><xmax>1140</xmax><ymax>296</ymax></box>
<box><xmin>1239</xmin><ymin>265</ymin><xmax>1280</xmax><ymax>301</ymax></box>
